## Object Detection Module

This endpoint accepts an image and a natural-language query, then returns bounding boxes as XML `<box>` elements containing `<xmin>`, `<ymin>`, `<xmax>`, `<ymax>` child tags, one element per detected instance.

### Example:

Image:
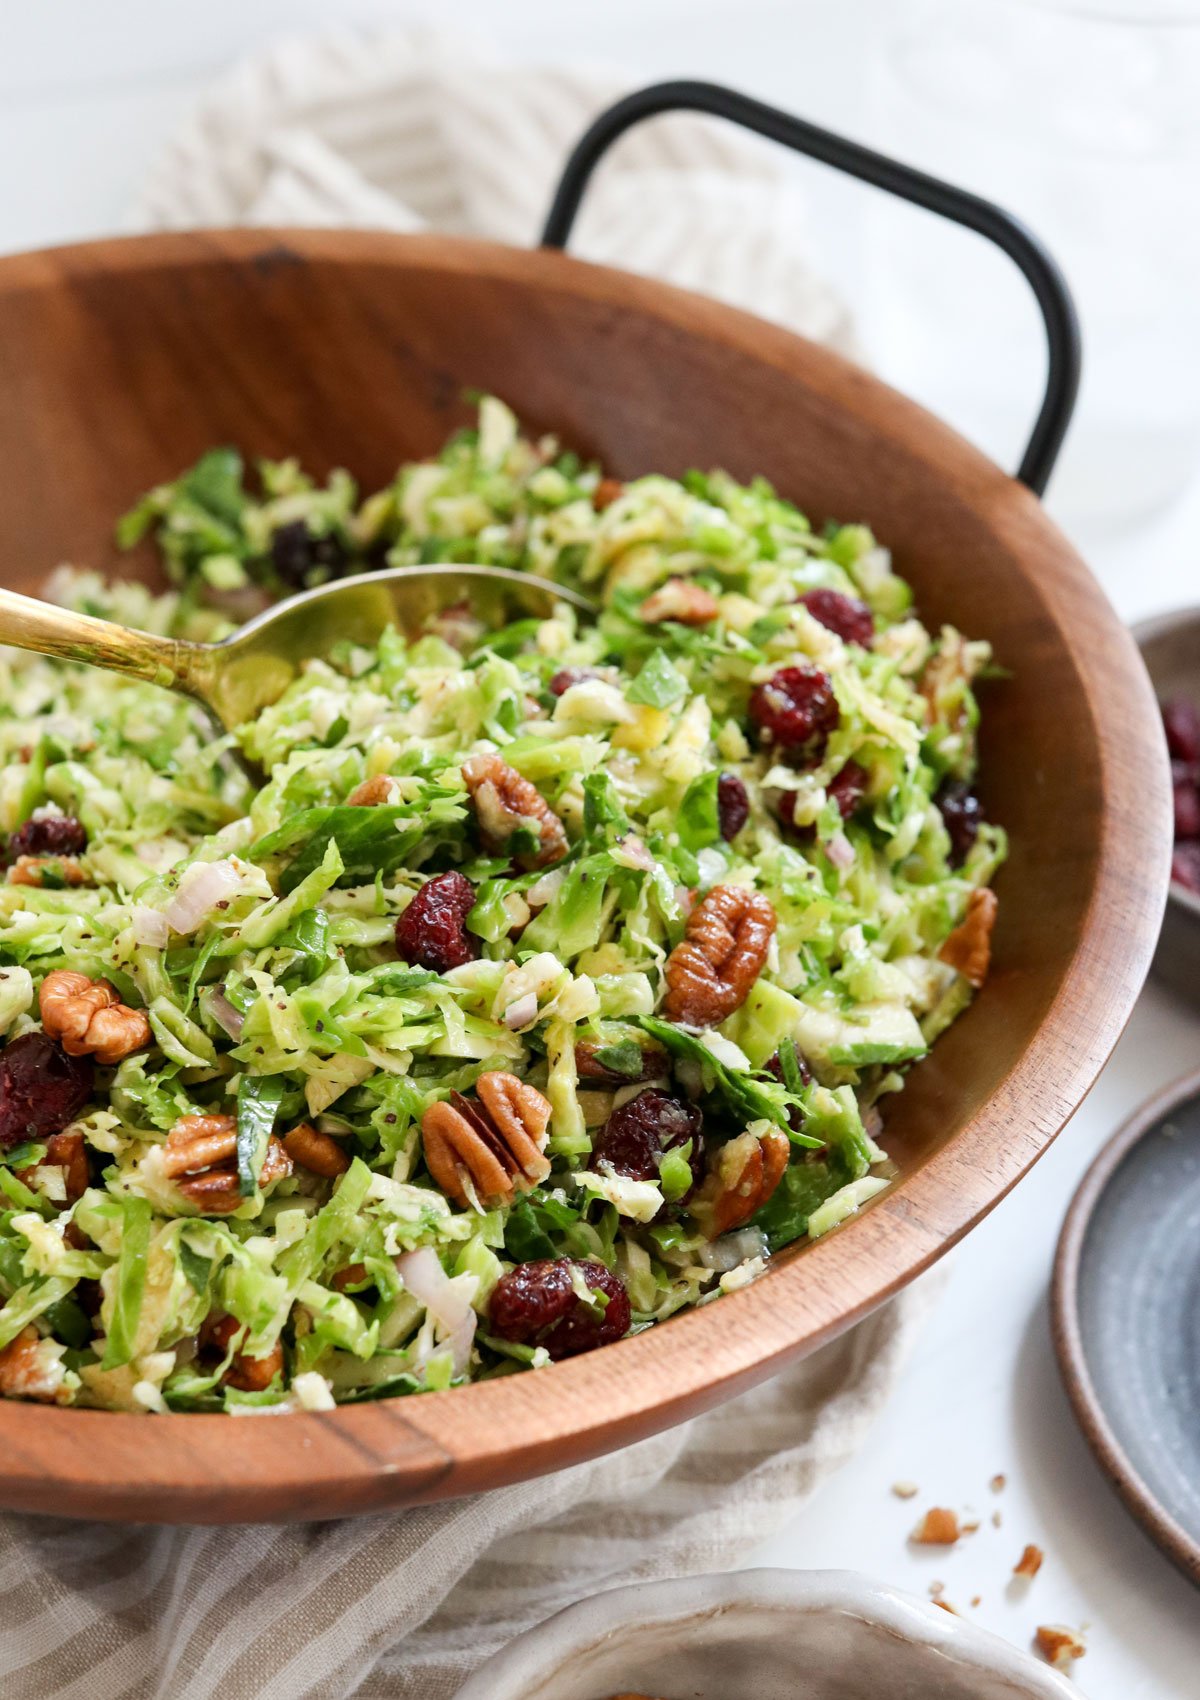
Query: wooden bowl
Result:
<box><xmin>0</xmin><ymin>229</ymin><xmax>1169</xmax><ymax>1522</ymax></box>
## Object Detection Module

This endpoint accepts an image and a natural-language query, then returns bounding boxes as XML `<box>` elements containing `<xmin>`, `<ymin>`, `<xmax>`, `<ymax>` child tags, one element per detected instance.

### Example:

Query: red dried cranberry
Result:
<box><xmin>0</xmin><ymin>1033</ymin><xmax>93</xmax><ymax>1150</ymax></box>
<box><xmin>717</xmin><ymin>773</ymin><xmax>750</xmax><ymax>840</ymax></box>
<box><xmin>827</xmin><ymin>761</ymin><xmax>868</xmax><ymax>820</ymax></box>
<box><xmin>1163</xmin><ymin>696</ymin><xmax>1200</xmax><ymax>765</ymax></box>
<box><xmin>797</xmin><ymin>587</ymin><xmax>874</xmax><ymax>647</ymax></box>
<box><xmin>936</xmin><ymin>780</ymin><xmax>982</xmax><ymax>866</ymax></box>
<box><xmin>489</xmin><ymin>1257</ymin><xmax>631</xmax><ymax>1359</ymax></box>
<box><xmin>270</xmin><ymin>520</ymin><xmax>347</xmax><ymax>588</ymax></box>
<box><xmin>394</xmin><ymin>871</ymin><xmax>478</xmax><ymax>972</ymax></box>
<box><xmin>776</xmin><ymin>791</ymin><xmax>801</xmax><ymax>832</ymax></box>
<box><xmin>548</xmin><ymin>666</ymin><xmax>598</xmax><ymax>697</ymax></box>
<box><xmin>1175</xmin><ymin>778</ymin><xmax>1200</xmax><ymax>840</ymax></box>
<box><xmin>749</xmin><ymin>666</ymin><xmax>839</xmax><ymax>755</ymax></box>
<box><xmin>590</xmin><ymin>1088</ymin><xmax>704</xmax><ymax>1209</ymax></box>
<box><xmin>1172</xmin><ymin>843</ymin><xmax>1200</xmax><ymax>894</ymax></box>
<box><xmin>6</xmin><ymin>815</ymin><xmax>87</xmax><ymax>862</ymax></box>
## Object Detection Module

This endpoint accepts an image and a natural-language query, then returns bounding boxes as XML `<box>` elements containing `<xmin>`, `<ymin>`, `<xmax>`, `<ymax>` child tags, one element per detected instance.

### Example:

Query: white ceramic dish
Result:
<box><xmin>454</xmin><ymin>1569</ymin><xmax>1082</xmax><ymax>1700</ymax></box>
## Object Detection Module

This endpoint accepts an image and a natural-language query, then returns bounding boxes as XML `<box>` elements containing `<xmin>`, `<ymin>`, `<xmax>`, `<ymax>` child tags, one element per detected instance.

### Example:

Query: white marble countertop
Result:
<box><xmin>1</xmin><ymin>4</ymin><xmax>1197</xmax><ymax>1694</ymax></box>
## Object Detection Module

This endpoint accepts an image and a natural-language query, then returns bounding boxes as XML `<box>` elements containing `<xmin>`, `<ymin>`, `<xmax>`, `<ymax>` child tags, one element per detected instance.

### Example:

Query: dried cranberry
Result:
<box><xmin>1163</xmin><ymin>696</ymin><xmax>1200</xmax><ymax>765</ymax></box>
<box><xmin>590</xmin><ymin>1088</ymin><xmax>704</xmax><ymax>1209</ymax></box>
<box><xmin>717</xmin><ymin>773</ymin><xmax>750</xmax><ymax>840</ymax></box>
<box><xmin>395</xmin><ymin>871</ymin><xmax>478</xmax><ymax>972</ymax></box>
<box><xmin>1173</xmin><ymin>843</ymin><xmax>1200</xmax><ymax>893</ymax></box>
<box><xmin>548</xmin><ymin>666</ymin><xmax>598</xmax><ymax>697</ymax></box>
<box><xmin>6</xmin><ymin>815</ymin><xmax>87</xmax><ymax>862</ymax></box>
<box><xmin>489</xmin><ymin>1257</ymin><xmax>631</xmax><ymax>1360</ymax></box>
<box><xmin>1175</xmin><ymin>778</ymin><xmax>1200</xmax><ymax>840</ymax></box>
<box><xmin>0</xmin><ymin>1033</ymin><xmax>93</xmax><ymax>1150</ymax></box>
<box><xmin>797</xmin><ymin>587</ymin><xmax>874</xmax><ymax>647</ymax></box>
<box><xmin>776</xmin><ymin>791</ymin><xmax>801</xmax><ymax>832</ymax></box>
<box><xmin>270</xmin><ymin>520</ymin><xmax>347</xmax><ymax>588</ymax></box>
<box><xmin>827</xmin><ymin>761</ymin><xmax>868</xmax><ymax>820</ymax></box>
<box><xmin>749</xmin><ymin>666</ymin><xmax>839</xmax><ymax>755</ymax></box>
<box><xmin>936</xmin><ymin>780</ymin><xmax>982</xmax><ymax>866</ymax></box>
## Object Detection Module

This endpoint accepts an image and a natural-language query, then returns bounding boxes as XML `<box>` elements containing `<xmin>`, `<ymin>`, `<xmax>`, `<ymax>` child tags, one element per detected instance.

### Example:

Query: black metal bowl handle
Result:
<box><xmin>541</xmin><ymin>80</ymin><xmax>1081</xmax><ymax>498</ymax></box>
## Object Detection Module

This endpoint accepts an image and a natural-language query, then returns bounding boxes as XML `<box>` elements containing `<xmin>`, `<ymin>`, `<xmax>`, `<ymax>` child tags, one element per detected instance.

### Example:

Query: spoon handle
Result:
<box><xmin>0</xmin><ymin>587</ymin><xmax>200</xmax><ymax>693</ymax></box>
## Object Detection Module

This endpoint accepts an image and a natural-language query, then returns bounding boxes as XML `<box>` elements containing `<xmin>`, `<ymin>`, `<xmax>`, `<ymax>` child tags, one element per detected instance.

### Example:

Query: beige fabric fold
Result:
<box><xmin>0</xmin><ymin>1277</ymin><xmax>938</xmax><ymax>1700</ymax></box>
<box><xmin>0</xmin><ymin>28</ymin><xmax>929</xmax><ymax>1698</ymax></box>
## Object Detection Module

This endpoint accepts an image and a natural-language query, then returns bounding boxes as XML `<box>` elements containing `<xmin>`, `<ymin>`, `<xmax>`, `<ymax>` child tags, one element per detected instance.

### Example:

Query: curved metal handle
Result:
<box><xmin>0</xmin><ymin>586</ymin><xmax>201</xmax><ymax>692</ymax></box>
<box><xmin>541</xmin><ymin>80</ymin><xmax>1081</xmax><ymax>497</ymax></box>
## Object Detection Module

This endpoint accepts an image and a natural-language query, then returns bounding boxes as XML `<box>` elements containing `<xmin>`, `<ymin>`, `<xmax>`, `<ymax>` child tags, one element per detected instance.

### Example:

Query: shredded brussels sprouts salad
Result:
<box><xmin>0</xmin><ymin>396</ymin><xmax>1004</xmax><ymax>1412</ymax></box>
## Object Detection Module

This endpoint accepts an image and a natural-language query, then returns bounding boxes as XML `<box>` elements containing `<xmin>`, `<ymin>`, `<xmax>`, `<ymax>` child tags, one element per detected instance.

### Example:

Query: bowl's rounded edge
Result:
<box><xmin>0</xmin><ymin>226</ymin><xmax>1172</xmax><ymax>1522</ymax></box>
<box><xmin>1051</xmin><ymin>1067</ymin><xmax>1200</xmax><ymax>1584</ymax></box>
<box><xmin>451</xmin><ymin>1567</ymin><xmax>1084</xmax><ymax>1700</ymax></box>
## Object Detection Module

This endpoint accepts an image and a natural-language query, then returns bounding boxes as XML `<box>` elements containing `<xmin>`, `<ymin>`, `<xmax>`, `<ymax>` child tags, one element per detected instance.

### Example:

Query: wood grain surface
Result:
<box><xmin>0</xmin><ymin>229</ymin><xmax>1171</xmax><ymax>1521</ymax></box>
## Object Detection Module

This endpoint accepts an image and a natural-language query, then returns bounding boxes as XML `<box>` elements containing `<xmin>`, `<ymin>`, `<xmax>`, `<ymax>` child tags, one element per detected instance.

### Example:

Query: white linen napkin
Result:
<box><xmin>0</xmin><ymin>28</ymin><xmax>930</xmax><ymax>1699</ymax></box>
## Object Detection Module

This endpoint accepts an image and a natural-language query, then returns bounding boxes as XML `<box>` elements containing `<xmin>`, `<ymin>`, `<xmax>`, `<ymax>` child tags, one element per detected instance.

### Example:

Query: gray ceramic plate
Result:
<box><xmin>1053</xmin><ymin>1068</ymin><xmax>1200</xmax><ymax>1583</ymax></box>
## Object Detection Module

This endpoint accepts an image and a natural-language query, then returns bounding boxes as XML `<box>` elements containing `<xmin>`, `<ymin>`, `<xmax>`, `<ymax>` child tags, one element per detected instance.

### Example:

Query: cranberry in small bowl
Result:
<box><xmin>1134</xmin><ymin>608</ymin><xmax>1200</xmax><ymax>1006</ymax></box>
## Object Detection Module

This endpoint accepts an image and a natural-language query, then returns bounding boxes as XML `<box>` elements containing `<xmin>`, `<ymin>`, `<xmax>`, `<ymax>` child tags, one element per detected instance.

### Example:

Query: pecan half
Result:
<box><xmin>199</xmin><ymin>1312</ymin><xmax>284</xmax><ymax>1393</ymax></box>
<box><xmin>345</xmin><ymin>774</ymin><xmax>398</xmax><ymax>807</ymax></box>
<box><xmin>694</xmin><ymin>1127</ymin><xmax>791</xmax><ymax>1236</ymax></box>
<box><xmin>8</xmin><ymin>856</ymin><xmax>87</xmax><ymax>887</ymax></box>
<box><xmin>640</xmin><ymin>577</ymin><xmax>720</xmax><ymax>626</ymax></box>
<box><xmin>462</xmin><ymin>753</ymin><xmax>568</xmax><ymax>869</ymax></box>
<box><xmin>282</xmin><ymin>1121</ymin><xmax>350</xmax><ymax>1178</ymax></box>
<box><xmin>663</xmin><ymin>884</ymin><xmax>776</xmax><ymax>1027</ymax></box>
<box><xmin>0</xmin><ymin>1325</ymin><xmax>69</xmax><ymax>1403</ymax></box>
<box><xmin>38</xmin><ymin>970</ymin><xmax>152</xmax><ymax>1064</ymax></box>
<box><xmin>163</xmin><ymin>1112</ymin><xmax>292</xmax><ymax>1213</ymax></box>
<box><xmin>421</xmin><ymin>1070</ymin><xmax>552</xmax><ymax>1207</ymax></box>
<box><xmin>938</xmin><ymin>887</ymin><xmax>998</xmax><ymax>988</ymax></box>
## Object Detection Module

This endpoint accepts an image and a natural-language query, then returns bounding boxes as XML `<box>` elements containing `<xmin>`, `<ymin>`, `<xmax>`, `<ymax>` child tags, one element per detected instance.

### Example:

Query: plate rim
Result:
<box><xmin>1051</xmin><ymin>1064</ymin><xmax>1200</xmax><ymax>1586</ymax></box>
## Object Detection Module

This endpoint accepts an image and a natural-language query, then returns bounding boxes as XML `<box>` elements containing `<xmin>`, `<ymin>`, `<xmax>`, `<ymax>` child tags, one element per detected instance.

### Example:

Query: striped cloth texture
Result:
<box><xmin>0</xmin><ymin>28</ymin><xmax>927</xmax><ymax>1699</ymax></box>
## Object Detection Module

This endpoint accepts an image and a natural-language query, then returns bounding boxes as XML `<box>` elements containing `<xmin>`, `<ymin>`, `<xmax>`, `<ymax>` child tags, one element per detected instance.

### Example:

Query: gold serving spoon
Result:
<box><xmin>0</xmin><ymin>565</ymin><xmax>595</xmax><ymax>731</ymax></box>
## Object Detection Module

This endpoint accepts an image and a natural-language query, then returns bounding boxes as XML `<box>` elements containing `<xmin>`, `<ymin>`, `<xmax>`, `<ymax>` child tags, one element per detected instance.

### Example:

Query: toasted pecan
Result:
<box><xmin>346</xmin><ymin>774</ymin><xmax>398</xmax><ymax>807</ymax></box>
<box><xmin>421</xmin><ymin>1071</ymin><xmax>552</xmax><ymax>1207</ymax></box>
<box><xmin>8</xmin><ymin>855</ymin><xmax>87</xmax><ymax>887</ymax></box>
<box><xmin>39</xmin><ymin>969</ymin><xmax>152</xmax><ymax>1064</ymax></box>
<box><xmin>200</xmin><ymin>1313</ymin><xmax>284</xmax><ymax>1393</ymax></box>
<box><xmin>640</xmin><ymin>577</ymin><xmax>720</xmax><ymax>626</ymax></box>
<box><xmin>462</xmin><ymin>753</ymin><xmax>568</xmax><ymax>870</ymax></box>
<box><xmin>663</xmin><ymin>884</ymin><xmax>776</xmax><ymax>1027</ymax></box>
<box><xmin>938</xmin><ymin>887</ymin><xmax>998</xmax><ymax>988</ymax></box>
<box><xmin>282</xmin><ymin>1122</ymin><xmax>351</xmax><ymax>1179</ymax></box>
<box><xmin>694</xmin><ymin>1127</ymin><xmax>791</xmax><ymax>1236</ymax></box>
<box><xmin>164</xmin><ymin>1113</ymin><xmax>292</xmax><ymax>1212</ymax></box>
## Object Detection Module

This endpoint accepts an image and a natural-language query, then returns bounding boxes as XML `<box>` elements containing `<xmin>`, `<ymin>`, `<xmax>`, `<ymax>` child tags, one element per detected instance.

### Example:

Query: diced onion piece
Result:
<box><xmin>164</xmin><ymin>858</ymin><xmax>247</xmax><ymax>935</ymax></box>
<box><xmin>131</xmin><ymin>906</ymin><xmax>169</xmax><ymax>948</ymax></box>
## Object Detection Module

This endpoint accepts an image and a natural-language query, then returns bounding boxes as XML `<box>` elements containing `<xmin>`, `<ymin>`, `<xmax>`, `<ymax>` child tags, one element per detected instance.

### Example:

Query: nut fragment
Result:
<box><xmin>640</xmin><ymin>577</ymin><xmax>719</xmax><ymax>626</ymax></box>
<box><xmin>17</xmin><ymin>1130</ymin><xmax>89</xmax><ymax>1203</ymax></box>
<box><xmin>282</xmin><ymin>1122</ymin><xmax>350</xmax><ymax>1179</ymax></box>
<box><xmin>938</xmin><ymin>887</ymin><xmax>998</xmax><ymax>988</ymax></box>
<box><xmin>1013</xmin><ymin>1543</ymin><xmax>1044</xmax><ymax>1580</ymax></box>
<box><xmin>462</xmin><ymin>753</ymin><xmax>568</xmax><ymax>870</ymax></box>
<box><xmin>592</xmin><ymin>476</ymin><xmax>623</xmax><ymax>511</ymax></box>
<box><xmin>892</xmin><ymin>1481</ymin><xmax>920</xmax><ymax>1500</ymax></box>
<box><xmin>694</xmin><ymin>1127</ymin><xmax>791</xmax><ymax>1235</ymax></box>
<box><xmin>199</xmin><ymin>1312</ymin><xmax>284</xmax><ymax>1393</ymax></box>
<box><xmin>574</xmin><ymin>1039</ymin><xmax>668</xmax><ymax>1085</ymax></box>
<box><xmin>8</xmin><ymin>856</ymin><xmax>87</xmax><ymax>887</ymax></box>
<box><xmin>911</xmin><ymin>1507</ymin><xmax>962</xmax><ymax>1546</ymax></box>
<box><xmin>663</xmin><ymin>883</ymin><xmax>776</xmax><ymax>1027</ymax></box>
<box><xmin>38</xmin><ymin>969</ymin><xmax>152</xmax><ymax>1064</ymax></box>
<box><xmin>421</xmin><ymin>1071</ymin><xmax>552</xmax><ymax>1207</ymax></box>
<box><xmin>163</xmin><ymin>1112</ymin><xmax>292</xmax><ymax>1212</ymax></box>
<box><xmin>1034</xmin><ymin>1625</ymin><xmax>1086</xmax><ymax>1672</ymax></box>
<box><xmin>346</xmin><ymin>774</ymin><xmax>398</xmax><ymax>807</ymax></box>
<box><xmin>0</xmin><ymin>1325</ymin><xmax>69</xmax><ymax>1403</ymax></box>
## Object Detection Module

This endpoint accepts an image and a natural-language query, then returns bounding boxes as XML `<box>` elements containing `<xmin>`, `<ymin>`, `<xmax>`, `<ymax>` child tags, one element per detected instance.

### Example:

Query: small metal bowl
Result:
<box><xmin>1134</xmin><ymin>608</ymin><xmax>1200</xmax><ymax>1004</ymax></box>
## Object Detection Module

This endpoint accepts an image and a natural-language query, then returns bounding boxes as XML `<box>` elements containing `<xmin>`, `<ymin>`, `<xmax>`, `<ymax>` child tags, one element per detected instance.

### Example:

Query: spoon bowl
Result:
<box><xmin>0</xmin><ymin>565</ymin><xmax>594</xmax><ymax>730</ymax></box>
